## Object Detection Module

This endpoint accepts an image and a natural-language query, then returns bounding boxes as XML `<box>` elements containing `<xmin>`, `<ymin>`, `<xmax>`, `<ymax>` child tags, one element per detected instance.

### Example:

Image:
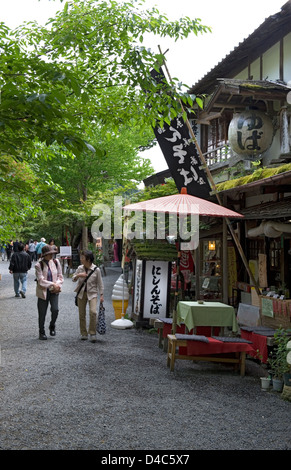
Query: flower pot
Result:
<box><xmin>272</xmin><ymin>378</ymin><xmax>284</xmax><ymax>392</ymax></box>
<box><xmin>283</xmin><ymin>372</ymin><xmax>291</xmax><ymax>387</ymax></box>
<box><xmin>260</xmin><ymin>377</ymin><xmax>271</xmax><ymax>391</ymax></box>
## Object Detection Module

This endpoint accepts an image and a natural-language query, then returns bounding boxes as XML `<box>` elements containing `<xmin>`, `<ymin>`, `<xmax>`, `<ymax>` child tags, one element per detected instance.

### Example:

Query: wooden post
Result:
<box><xmin>172</xmin><ymin>238</ymin><xmax>181</xmax><ymax>335</ymax></box>
<box><xmin>195</xmin><ymin>243</ymin><xmax>200</xmax><ymax>300</ymax></box>
<box><xmin>223</xmin><ymin>217</ymin><xmax>228</xmax><ymax>304</ymax></box>
<box><xmin>186</xmin><ymin>108</ymin><xmax>262</xmax><ymax>300</ymax></box>
<box><xmin>159</xmin><ymin>48</ymin><xmax>262</xmax><ymax>302</ymax></box>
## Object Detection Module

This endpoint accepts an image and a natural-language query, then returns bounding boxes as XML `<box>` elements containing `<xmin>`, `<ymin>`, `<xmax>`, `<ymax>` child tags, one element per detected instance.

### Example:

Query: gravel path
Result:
<box><xmin>0</xmin><ymin>260</ymin><xmax>290</xmax><ymax>452</ymax></box>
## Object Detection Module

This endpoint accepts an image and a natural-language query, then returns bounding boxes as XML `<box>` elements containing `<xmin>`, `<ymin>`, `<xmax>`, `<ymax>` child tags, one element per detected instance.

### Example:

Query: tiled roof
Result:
<box><xmin>241</xmin><ymin>195</ymin><xmax>291</xmax><ymax>219</ymax></box>
<box><xmin>200</xmin><ymin>78</ymin><xmax>291</xmax><ymax>117</ymax></box>
<box><xmin>189</xmin><ymin>1</ymin><xmax>291</xmax><ymax>95</ymax></box>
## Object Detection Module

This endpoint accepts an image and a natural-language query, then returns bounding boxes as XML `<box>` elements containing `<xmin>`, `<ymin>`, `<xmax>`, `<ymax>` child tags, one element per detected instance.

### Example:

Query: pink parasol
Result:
<box><xmin>123</xmin><ymin>188</ymin><xmax>243</xmax><ymax>333</ymax></box>
<box><xmin>123</xmin><ymin>187</ymin><xmax>243</xmax><ymax>218</ymax></box>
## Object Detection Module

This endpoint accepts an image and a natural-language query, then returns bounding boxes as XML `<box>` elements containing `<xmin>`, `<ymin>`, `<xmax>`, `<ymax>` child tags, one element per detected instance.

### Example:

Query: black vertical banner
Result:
<box><xmin>151</xmin><ymin>68</ymin><xmax>211</xmax><ymax>199</ymax></box>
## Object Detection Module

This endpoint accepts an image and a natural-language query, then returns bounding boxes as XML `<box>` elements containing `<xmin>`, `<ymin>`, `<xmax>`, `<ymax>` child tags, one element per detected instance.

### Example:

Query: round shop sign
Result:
<box><xmin>228</xmin><ymin>110</ymin><xmax>273</xmax><ymax>160</ymax></box>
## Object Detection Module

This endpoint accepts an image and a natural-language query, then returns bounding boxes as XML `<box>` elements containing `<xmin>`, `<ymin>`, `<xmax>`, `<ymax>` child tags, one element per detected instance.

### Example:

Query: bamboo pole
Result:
<box><xmin>158</xmin><ymin>47</ymin><xmax>262</xmax><ymax>308</ymax></box>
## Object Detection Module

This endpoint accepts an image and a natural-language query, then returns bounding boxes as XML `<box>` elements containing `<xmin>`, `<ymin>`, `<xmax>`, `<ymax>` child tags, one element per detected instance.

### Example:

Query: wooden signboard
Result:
<box><xmin>258</xmin><ymin>253</ymin><xmax>267</xmax><ymax>288</ymax></box>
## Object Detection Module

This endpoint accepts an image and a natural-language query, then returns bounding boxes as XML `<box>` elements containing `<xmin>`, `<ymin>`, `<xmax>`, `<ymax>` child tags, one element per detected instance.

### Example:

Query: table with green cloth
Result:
<box><xmin>177</xmin><ymin>301</ymin><xmax>238</xmax><ymax>333</ymax></box>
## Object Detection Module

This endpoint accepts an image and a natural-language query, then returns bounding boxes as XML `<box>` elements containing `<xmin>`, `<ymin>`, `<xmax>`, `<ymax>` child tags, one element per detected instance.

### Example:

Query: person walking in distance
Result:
<box><xmin>36</xmin><ymin>238</ymin><xmax>46</xmax><ymax>260</ymax></box>
<box><xmin>6</xmin><ymin>241</ymin><xmax>13</xmax><ymax>261</ymax></box>
<box><xmin>9</xmin><ymin>242</ymin><xmax>32</xmax><ymax>298</ymax></box>
<box><xmin>35</xmin><ymin>244</ymin><xmax>63</xmax><ymax>340</ymax></box>
<box><xmin>28</xmin><ymin>239</ymin><xmax>36</xmax><ymax>261</ymax></box>
<box><xmin>1</xmin><ymin>242</ymin><xmax>6</xmax><ymax>261</ymax></box>
<box><xmin>72</xmin><ymin>250</ymin><xmax>104</xmax><ymax>342</ymax></box>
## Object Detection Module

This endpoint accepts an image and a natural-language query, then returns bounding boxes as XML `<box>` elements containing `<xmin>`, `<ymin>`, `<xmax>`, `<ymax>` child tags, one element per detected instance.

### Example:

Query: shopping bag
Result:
<box><xmin>97</xmin><ymin>302</ymin><xmax>106</xmax><ymax>335</ymax></box>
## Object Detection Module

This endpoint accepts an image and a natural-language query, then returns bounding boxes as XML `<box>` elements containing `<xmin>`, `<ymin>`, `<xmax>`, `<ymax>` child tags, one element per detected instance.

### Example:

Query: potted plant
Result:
<box><xmin>260</xmin><ymin>376</ymin><xmax>271</xmax><ymax>391</ymax></box>
<box><xmin>258</xmin><ymin>349</ymin><xmax>272</xmax><ymax>391</ymax></box>
<box><xmin>268</xmin><ymin>328</ymin><xmax>291</xmax><ymax>392</ymax></box>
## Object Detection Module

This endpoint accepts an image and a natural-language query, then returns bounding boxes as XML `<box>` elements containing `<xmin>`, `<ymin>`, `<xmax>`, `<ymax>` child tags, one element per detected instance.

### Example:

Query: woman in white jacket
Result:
<box><xmin>72</xmin><ymin>250</ymin><xmax>104</xmax><ymax>342</ymax></box>
<box><xmin>35</xmin><ymin>244</ymin><xmax>63</xmax><ymax>340</ymax></box>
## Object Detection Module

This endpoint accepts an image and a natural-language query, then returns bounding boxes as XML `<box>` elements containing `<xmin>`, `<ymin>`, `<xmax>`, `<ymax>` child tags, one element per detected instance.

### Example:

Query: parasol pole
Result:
<box><xmin>172</xmin><ymin>237</ymin><xmax>181</xmax><ymax>335</ymax></box>
<box><xmin>158</xmin><ymin>47</ymin><xmax>262</xmax><ymax>313</ymax></box>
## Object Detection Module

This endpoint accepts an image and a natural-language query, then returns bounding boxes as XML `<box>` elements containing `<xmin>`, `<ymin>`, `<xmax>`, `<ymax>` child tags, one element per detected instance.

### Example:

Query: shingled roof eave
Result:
<box><xmin>188</xmin><ymin>1</ymin><xmax>291</xmax><ymax>96</ymax></box>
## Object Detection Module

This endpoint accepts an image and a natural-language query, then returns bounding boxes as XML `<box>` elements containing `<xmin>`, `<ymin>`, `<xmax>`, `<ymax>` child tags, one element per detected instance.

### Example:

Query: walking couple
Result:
<box><xmin>35</xmin><ymin>245</ymin><xmax>104</xmax><ymax>342</ymax></box>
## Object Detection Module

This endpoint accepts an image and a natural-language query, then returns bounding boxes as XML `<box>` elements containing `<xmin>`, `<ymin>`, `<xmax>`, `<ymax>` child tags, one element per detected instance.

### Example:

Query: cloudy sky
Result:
<box><xmin>1</xmin><ymin>0</ymin><xmax>286</xmax><ymax>172</ymax></box>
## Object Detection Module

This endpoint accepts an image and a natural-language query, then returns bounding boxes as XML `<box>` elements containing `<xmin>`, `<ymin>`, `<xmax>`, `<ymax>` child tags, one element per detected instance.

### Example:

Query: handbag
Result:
<box><xmin>96</xmin><ymin>302</ymin><xmax>106</xmax><ymax>335</ymax></box>
<box><xmin>74</xmin><ymin>266</ymin><xmax>97</xmax><ymax>306</ymax></box>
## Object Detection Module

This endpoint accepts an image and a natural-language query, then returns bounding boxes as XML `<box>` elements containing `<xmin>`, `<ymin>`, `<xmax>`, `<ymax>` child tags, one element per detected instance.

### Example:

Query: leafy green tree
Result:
<box><xmin>21</xmin><ymin>120</ymin><xmax>154</xmax><ymax>246</ymax></box>
<box><xmin>0</xmin><ymin>0</ymin><xmax>210</xmax><ymax>240</ymax></box>
<box><xmin>1</xmin><ymin>0</ymin><xmax>209</xmax><ymax>159</ymax></box>
<box><xmin>0</xmin><ymin>154</ymin><xmax>64</xmax><ymax>240</ymax></box>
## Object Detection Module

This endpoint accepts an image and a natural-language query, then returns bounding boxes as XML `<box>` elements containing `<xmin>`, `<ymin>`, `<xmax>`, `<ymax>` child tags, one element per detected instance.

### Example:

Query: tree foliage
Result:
<box><xmin>1</xmin><ymin>0</ymin><xmax>210</xmax><ymax>158</ymax></box>
<box><xmin>0</xmin><ymin>0</ymin><xmax>211</xmax><ymax>241</ymax></box>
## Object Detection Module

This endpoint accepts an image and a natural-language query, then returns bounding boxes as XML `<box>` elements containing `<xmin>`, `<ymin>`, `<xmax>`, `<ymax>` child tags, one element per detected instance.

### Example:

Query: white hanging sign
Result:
<box><xmin>143</xmin><ymin>260</ymin><xmax>169</xmax><ymax>318</ymax></box>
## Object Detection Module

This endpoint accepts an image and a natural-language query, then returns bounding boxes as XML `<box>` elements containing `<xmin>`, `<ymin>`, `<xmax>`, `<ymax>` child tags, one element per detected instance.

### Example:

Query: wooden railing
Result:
<box><xmin>203</xmin><ymin>143</ymin><xmax>234</xmax><ymax>166</ymax></box>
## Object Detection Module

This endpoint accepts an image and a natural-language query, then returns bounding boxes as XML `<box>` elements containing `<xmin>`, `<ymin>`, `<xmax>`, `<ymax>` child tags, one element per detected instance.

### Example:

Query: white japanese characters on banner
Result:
<box><xmin>143</xmin><ymin>260</ymin><xmax>169</xmax><ymax>318</ymax></box>
<box><xmin>151</xmin><ymin>68</ymin><xmax>211</xmax><ymax>199</ymax></box>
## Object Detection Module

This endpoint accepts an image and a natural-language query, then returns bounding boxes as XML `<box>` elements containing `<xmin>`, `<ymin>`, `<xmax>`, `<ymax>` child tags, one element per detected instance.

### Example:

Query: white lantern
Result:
<box><xmin>228</xmin><ymin>110</ymin><xmax>273</xmax><ymax>160</ymax></box>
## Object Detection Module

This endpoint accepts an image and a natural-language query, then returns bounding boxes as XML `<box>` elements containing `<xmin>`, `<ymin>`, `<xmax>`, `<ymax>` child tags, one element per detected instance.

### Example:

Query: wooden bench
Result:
<box><xmin>153</xmin><ymin>318</ymin><xmax>189</xmax><ymax>351</ymax></box>
<box><xmin>154</xmin><ymin>319</ymin><xmax>221</xmax><ymax>351</ymax></box>
<box><xmin>167</xmin><ymin>334</ymin><xmax>252</xmax><ymax>376</ymax></box>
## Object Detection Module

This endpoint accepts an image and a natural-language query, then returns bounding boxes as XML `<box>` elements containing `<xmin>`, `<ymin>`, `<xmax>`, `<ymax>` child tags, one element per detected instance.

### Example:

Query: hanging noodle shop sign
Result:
<box><xmin>228</xmin><ymin>110</ymin><xmax>274</xmax><ymax>160</ymax></box>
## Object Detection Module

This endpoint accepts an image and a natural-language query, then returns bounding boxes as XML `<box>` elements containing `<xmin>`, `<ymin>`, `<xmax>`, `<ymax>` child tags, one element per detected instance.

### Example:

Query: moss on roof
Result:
<box><xmin>216</xmin><ymin>164</ymin><xmax>291</xmax><ymax>191</ymax></box>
